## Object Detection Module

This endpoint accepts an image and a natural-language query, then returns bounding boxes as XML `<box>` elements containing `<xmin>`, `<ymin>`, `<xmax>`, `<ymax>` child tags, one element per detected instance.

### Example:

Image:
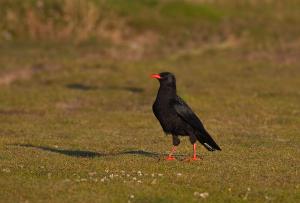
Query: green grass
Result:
<box><xmin>0</xmin><ymin>42</ymin><xmax>299</xmax><ymax>202</ymax></box>
<box><xmin>0</xmin><ymin>0</ymin><xmax>300</xmax><ymax>202</ymax></box>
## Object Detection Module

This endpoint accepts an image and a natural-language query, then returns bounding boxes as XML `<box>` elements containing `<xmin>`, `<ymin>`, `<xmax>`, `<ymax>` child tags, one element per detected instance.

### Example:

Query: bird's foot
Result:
<box><xmin>166</xmin><ymin>156</ymin><xmax>176</xmax><ymax>161</ymax></box>
<box><xmin>191</xmin><ymin>157</ymin><xmax>200</xmax><ymax>161</ymax></box>
<box><xmin>183</xmin><ymin>156</ymin><xmax>201</xmax><ymax>161</ymax></box>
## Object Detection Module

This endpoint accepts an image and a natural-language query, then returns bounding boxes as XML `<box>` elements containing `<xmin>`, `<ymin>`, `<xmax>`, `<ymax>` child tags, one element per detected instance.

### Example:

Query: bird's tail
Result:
<box><xmin>196</xmin><ymin>129</ymin><xmax>221</xmax><ymax>151</ymax></box>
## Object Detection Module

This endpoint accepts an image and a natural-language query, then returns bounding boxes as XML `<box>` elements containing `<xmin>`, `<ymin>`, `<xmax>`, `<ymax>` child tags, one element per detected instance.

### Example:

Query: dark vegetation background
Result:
<box><xmin>0</xmin><ymin>0</ymin><xmax>299</xmax><ymax>202</ymax></box>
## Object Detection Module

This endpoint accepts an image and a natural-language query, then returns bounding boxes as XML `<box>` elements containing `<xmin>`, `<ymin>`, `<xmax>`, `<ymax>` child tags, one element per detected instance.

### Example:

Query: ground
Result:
<box><xmin>0</xmin><ymin>1</ymin><xmax>300</xmax><ymax>203</ymax></box>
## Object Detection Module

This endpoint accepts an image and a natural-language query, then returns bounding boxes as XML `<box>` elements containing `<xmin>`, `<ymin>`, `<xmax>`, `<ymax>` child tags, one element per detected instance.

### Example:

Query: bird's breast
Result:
<box><xmin>152</xmin><ymin>99</ymin><xmax>184</xmax><ymax>134</ymax></box>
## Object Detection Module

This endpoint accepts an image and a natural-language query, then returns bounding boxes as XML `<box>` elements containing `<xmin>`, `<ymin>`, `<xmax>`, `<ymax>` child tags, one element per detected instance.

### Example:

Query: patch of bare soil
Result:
<box><xmin>81</xmin><ymin>29</ymin><xmax>160</xmax><ymax>61</ymax></box>
<box><xmin>0</xmin><ymin>69</ymin><xmax>33</xmax><ymax>86</ymax></box>
<box><xmin>0</xmin><ymin>63</ymin><xmax>60</xmax><ymax>86</ymax></box>
<box><xmin>242</xmin><ymin>39</ymin><xmax>300</xmax><ymax>65</ymax></box>
<box><xmin>0</xmin><ymin>109</ymin><xmax>45</xmax><ymax>116</ymax></box>
<box><xmin>55</xmin><ymin>99</ymin><xmax>84</xmax><ymax>112</ymax></box>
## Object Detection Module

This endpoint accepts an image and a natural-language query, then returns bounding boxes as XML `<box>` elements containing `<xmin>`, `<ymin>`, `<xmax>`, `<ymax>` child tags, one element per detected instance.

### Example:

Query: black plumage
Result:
<box><xmin>151</xmin><ymin>72</ymin><xmax>221</xmax><ymax>160</ymax></box>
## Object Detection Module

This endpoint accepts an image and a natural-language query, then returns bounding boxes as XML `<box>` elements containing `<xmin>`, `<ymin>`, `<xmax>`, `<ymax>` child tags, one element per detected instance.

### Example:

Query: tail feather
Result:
<box><xmin>196</xmin><ymin>129</ymin><xmax>221</xmax><ymax>151</ymax></box>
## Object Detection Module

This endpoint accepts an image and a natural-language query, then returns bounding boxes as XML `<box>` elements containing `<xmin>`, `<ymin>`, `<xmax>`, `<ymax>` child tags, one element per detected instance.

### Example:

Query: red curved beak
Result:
<box><xmin>151</xmin><ymin>74</ymin><xmax>161</xmax><ymax>79</ymax></box>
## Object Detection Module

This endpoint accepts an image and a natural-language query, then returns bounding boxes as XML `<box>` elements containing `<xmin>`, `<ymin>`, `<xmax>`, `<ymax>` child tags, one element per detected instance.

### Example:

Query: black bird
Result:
<box><xmin>151</xmin><ymin>72</ymin><xmax>221</xmax><ymax>160</ymax></box>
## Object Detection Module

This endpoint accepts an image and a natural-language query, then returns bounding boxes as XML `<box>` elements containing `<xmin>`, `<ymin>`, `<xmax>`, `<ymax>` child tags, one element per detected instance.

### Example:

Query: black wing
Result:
<box><xmin>171</xmin><ymin>96</ymin><xmax>221</xmax><ymax>151</ymax></box>
<box><xmin>171</xmin><ymin>96</ymin><xmax>205</xmax><ymax>131</ymax></box>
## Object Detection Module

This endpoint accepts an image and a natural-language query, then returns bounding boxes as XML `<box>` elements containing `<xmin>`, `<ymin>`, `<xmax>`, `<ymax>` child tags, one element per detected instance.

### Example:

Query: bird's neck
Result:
<box><xmin>157</xmin><ymin>83</ymin><xmax>177</xmax><ymax>99</ymax></box>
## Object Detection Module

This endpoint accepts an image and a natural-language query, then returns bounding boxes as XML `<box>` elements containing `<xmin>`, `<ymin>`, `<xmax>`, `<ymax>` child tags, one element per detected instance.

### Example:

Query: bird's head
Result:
<box><xmin>151</xmin><ymin>72</ymin><xmax>176</xmax><ymax>85</ymax></box>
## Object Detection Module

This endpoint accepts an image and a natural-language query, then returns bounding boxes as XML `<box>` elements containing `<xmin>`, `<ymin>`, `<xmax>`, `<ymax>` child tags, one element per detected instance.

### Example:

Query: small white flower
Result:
<box><xmin>177</xmin><ymin>173</ymin><xmax>182</xmax><ymax>176</ymax></box>
<box><xmin>151</xmin><ymin>173</ymin><xmax>155</xmax><ymax>177</ymax></box>
<box><xmin>100</xmin><ymin>176</ymin><xmax>107</xmax><ymax>182</ymax></box>
<box><xmin>199</xmin><ymin>192</ymin><xmax>209</xmax><ymax>198</ymax></box>
<box><xmin>137</xmin><ymin>180</ymin><xmax>142</xmax><ymax>183</ymax></box>
<box><xmin>130</xmin><ymin>194</ymin><xmax>134</xmax><ymax>198</ymax></box>
<box><xmin>265</xmin><ymin>195</ymin><xmax>275</xmax><ymax>200</ymax></box>
<box><xmin>132</xmin><ymin>177</ymin><xmax>137</xmax><ymax>181</ymax></box>
<box><xmin>158</xmin><ymin>173</ymin><xmax>163</xmax><ymax>177</ymax></box>
<box><xmin>109</xmin><ymin>174</ymin><xmax>114</xmax><ymax>179</ymax></box>
<box><xmin>80</xmin><ymin>178</ymin><xmax>87</xmax><ymax>182</ymax></box>
<box><xmin>2</xmin><ymin>168</ymin><xmax>10</xmax><ymax>173</ymax></box>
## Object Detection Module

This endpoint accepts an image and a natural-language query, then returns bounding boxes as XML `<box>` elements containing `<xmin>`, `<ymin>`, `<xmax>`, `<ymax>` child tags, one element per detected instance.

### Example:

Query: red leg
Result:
<box><xmin>183</xmin><ymin>144</ymin><xmax>200</xmax><ymax>161</ymax></box>
<box><xmin>166</xmin><ymin>146</ymin><xmax>176</xmax><ymax>160</ymax></box>
<box><xmin>192</xmin><ymin>144</ymin><xmax>198</xmax><ymax>160</ymax></box>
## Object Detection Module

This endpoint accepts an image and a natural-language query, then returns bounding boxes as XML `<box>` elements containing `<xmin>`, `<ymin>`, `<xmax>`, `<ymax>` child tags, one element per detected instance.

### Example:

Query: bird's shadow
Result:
<box><xmin>11</xmin><ymin>144</ymin><xmax>167</xmax><ymax>159</ymax></box>
<box><xmin>66</xmin><ymin>83</ymin><xmax>144</xmax><ymax>94</ymax></box>
<box><xmin>66</xmin><ymin>83</ymin><xmax>98</xmax><ymax>91</ymax></box>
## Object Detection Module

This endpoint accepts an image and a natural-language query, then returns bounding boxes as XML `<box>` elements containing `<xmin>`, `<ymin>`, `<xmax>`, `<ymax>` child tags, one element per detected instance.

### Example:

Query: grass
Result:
<box><xmin>0</xmin><ymin>42</ymin><xmax>299</xmax><ymax>202</ymax></box>
<box><xmin>0</xmin><ymin>0</ymin><xmax>300</xmax><ymax>202</ymax></box>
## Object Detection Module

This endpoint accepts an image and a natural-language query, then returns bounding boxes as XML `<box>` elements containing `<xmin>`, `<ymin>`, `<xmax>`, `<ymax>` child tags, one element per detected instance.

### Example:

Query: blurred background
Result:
<box><xmin>0</xmin><ymin>0</ymin><xmax>299</xmax><ymax>202</ymax></box>
<box><xmin>1</xmin><ymin>0</ymin><xmax>300</xmax><ymax>58</ymax></box>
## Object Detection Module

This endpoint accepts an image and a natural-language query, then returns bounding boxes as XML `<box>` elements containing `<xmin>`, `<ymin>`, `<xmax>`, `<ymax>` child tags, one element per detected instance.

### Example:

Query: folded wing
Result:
<box><xmin>171</xmin><ymin>96</ymin><xmax>221</xmax><ymax>151</ymax></box>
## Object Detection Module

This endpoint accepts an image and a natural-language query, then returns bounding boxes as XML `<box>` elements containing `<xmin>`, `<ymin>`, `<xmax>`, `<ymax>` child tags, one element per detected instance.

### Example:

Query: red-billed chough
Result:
<box><xmin>151</xmin><ymin>72</ymin><xmax>221</xmax><ymax>161</ymax></box>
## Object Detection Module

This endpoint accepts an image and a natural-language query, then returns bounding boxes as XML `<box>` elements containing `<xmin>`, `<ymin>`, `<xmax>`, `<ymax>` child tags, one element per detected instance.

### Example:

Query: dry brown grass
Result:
<box><xmin>2</xmin><ymin>0</ymin><xmax>127</xmax><ymax>43</ymax></box>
